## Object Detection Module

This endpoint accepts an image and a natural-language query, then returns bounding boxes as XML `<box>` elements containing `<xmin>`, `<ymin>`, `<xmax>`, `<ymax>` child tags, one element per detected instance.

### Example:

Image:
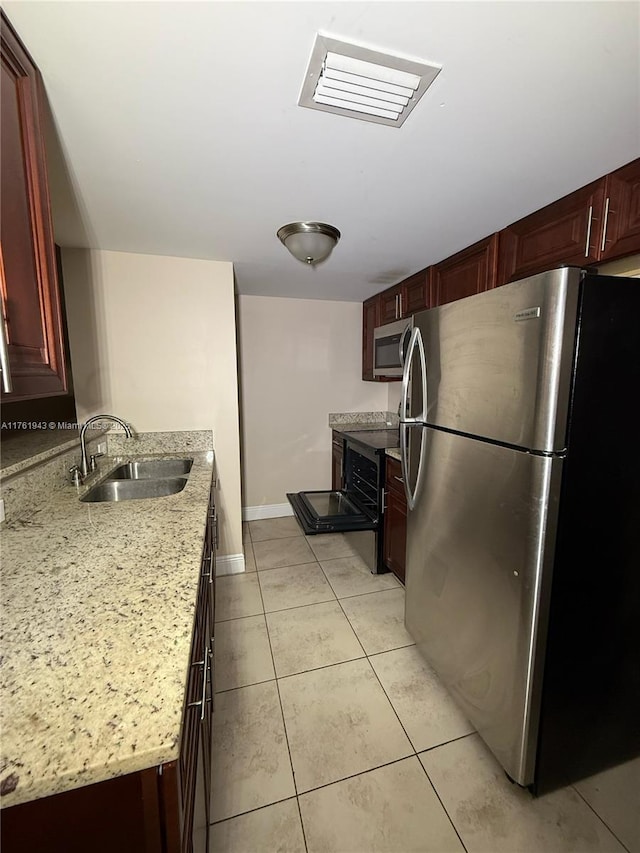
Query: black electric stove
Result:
<box><xmin>287</xmin><ymin>429</ymin><xmax>399</xmax><ymax>573</ymax></box>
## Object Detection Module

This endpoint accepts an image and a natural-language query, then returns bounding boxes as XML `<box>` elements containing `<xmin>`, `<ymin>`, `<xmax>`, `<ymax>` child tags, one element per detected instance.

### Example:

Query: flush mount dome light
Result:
<box><xmin>277</xmin><ymin>222</ymin><xmax>341</xmax><ymax>265</ymax></box>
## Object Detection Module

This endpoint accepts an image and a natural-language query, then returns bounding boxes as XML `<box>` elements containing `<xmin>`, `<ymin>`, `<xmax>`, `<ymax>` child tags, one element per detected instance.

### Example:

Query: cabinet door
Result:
<box><xmin>402</xmin><ymin>270</ymin><xmax>429</xmax><ymax>315</ymax></box>
<box><xmin>331</xmin><ymin>432</ymin><xmax>343</xmax><ymax>490</ymax></box>
<box><xmin>383</xmin><ymin>458</ymin><xmax>407</xmax><ymax>583</ymax></box>
<box><xmin>362</xmin><ymin>295</ymin><xmax>379</xmax><ymax>381</ymax></box>
<box><xmin>599</xmin><ymin>159</ymin><xmax>640</xmax><ymax>262</ymax></box>
<box><xmin>379</xmin><ymin>286</ymin><xmax>400</xmax><ymax>323</ymax></box>
<box><xmin>430</xmin><ymin>234</ymin><xmax>499</xmax><ymax>306</ymax></box>
<box><xmin>497</xmin><ymin>180</ymin><xmax>606</xmax><ymax>284</ymax></box>
<box><xmin>0</xmin><ymin>13</ymin><xmax>68</xmax><ymax>399</ymax></box>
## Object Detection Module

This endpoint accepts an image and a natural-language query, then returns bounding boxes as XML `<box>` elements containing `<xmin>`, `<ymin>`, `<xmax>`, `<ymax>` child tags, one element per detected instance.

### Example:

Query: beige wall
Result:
<box><xmin>61</xmin><ymin>249</ymin><xmax>242</xmax><ymax>557</ymax></box>
<box><xmin>237</xmin><ymin>295</ymin><xmax>388</xmax><ymax>509</ymax></box>
<box><xmin>597</xmin><ymin>253</ymin><xmax>640</xmax><ymax>277</ymax></box>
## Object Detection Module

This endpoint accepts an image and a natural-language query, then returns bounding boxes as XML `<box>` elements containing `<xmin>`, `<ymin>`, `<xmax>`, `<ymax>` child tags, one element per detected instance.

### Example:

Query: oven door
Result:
<box><xmin>287</xmin><ymin>490</ymin><xmax>378</xmax><ymax>535</ymax></box>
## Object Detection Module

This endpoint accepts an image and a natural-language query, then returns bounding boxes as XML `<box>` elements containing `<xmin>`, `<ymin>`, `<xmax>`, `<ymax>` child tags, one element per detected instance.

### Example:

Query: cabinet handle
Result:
<box><xmin>188</xmin><ymin>644</ymin><xmax>211</xmax><ymax>721</ymax></box>
<box><xmin>0</xmin><ymin>304</ymin><xmax>12</xmax><ymax>394</ymax></box>
<box><xmin>393</xmin><ymin>475</ymin><xmax>404</xmax><ymax>484</ymax></box>
<box><xmin>202</xmin><ymin>551</ymin><xmax>213</xmax><ymax>579</ymax></box>
<box><xmin>600</xmin><ymin>196</ymin><xmax>611</xmax><ymax>253</ymax></box>
<box><xmin>584</xmin><ymin>205</ymin><xmax>593</xmax><ymax>257</ymax></box>
<box><xmin>399</xmin><ymin>293</ymin><xmax>403</xmax><ymax>318</ymax></box>
<box><xmin>382</xmin><ymin>490</ymin><xmax>387</xmax><ymax>513</ymax></box>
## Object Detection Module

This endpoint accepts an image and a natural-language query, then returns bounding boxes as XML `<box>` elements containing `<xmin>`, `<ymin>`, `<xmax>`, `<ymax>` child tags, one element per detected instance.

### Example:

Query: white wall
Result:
<box><xmin>61</xmin><ymin>249</ymin><xmax>242</xmax><ymax>558</ymax></box>
<box><xmin>237</xmin><ymin>295</ymin><xmax>388</xmax><ymax>509</ymax></box>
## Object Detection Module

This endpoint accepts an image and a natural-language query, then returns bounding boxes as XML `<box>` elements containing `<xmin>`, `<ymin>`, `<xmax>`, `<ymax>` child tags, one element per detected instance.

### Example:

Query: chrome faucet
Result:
<box><xmin>78</xmin><ymin>414</ymin><xmax>132</xmax><ymax>478</ymax></box>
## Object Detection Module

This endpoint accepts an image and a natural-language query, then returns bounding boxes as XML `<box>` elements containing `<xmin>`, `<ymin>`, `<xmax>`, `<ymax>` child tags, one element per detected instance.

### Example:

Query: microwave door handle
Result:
<box><xmin>398</xmin><ymin>324</ymin><xmax>411</xmax><ymax>367</ymax></box>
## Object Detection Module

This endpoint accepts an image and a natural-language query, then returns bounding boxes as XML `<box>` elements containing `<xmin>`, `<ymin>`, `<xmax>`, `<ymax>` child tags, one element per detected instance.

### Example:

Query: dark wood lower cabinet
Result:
<box><xmin>383</xmin><ymin>456</ymin><xmax>407</xmax><ymax>583</ymax></box>
<box><xmin>331</xmin><ymin>431</ymin><xmax>344</xmax><ymax>490</ymax></box>
<box><xmin>0</xmin><ymin>476</ymin><xmax>217</xmax><ymax>853</ymax></box>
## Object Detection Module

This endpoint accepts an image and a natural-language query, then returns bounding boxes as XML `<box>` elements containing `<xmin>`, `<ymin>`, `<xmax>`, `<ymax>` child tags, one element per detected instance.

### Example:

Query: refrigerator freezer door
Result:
<box><xmin>405</xmin><ymin>428</ymin><xmax>563</xmax><ymax>785</ymax></box>
<box><xmin>414</xmin><ymin>268</ymin><xmax>581</xmax><ymax>453</ymax></box>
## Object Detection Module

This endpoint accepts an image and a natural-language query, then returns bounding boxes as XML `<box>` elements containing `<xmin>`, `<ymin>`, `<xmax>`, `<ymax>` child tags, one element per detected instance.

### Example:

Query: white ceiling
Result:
<box><xmin>5</xmin><ymin>1</ymin><xmax>640</xmax><ymax>302</ymax></box>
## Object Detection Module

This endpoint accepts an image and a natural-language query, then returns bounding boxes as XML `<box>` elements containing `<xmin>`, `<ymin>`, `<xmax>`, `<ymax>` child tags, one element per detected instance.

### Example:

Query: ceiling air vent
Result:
<box><xmin>298</xmin><ymin>34</ymin><xmax>441</xmax><ymax>128</ymax></box>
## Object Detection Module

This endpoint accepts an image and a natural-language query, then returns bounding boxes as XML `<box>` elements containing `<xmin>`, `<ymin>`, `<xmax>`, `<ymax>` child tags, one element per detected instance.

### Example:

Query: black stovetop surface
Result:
<box><xmin>342</xmin><ymin>429</ymin><xmax>399</xmax><ymax>451</ymax></box>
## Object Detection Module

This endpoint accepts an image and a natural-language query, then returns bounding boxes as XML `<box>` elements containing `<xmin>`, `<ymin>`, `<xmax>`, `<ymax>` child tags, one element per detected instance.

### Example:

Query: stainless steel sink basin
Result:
<box><xmin>105</xmin><ymin>459</ymin><xmax>193</xmax><ymax>480</ymax></box>
<box><xmin>81</xmin><ymin>477</ymin><xmax>188</xmax><ymax>503</ymax></box>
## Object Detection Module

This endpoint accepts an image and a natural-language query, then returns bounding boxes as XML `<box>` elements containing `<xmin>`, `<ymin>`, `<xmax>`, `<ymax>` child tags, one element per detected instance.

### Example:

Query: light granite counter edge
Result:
<box><xmin>0</xmin><ymin>449</ymin><xmax>214</xmax><ymax>808</ymax></box>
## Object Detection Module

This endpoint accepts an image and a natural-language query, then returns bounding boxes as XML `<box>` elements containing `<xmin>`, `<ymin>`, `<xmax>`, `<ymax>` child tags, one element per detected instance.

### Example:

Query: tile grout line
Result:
<box><xmin>571</xmin><ymin>784</ymin><xmax>633</xmax><ymax>853</ymax></box>
<box><xmin>257</xmin><ymin>553</ymin><xmax>311</xmax><ymax>853</ymax></box>
<box><xmin>417</xmin><ymin>759</ymin><xmax>470</xmax><ymax>853</ymax></box>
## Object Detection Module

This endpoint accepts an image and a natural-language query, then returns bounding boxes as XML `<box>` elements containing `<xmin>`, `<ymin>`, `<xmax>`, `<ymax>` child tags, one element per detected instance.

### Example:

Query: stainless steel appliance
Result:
<box><xmin>287</xmin><ymin>431</ymin><xmax>398</xmax><ymax>573</ymax></box>
<box><xmin>400</xmin><ymin>267</ymin><xmax>640</xmax><ymax>793</ymax></box>
<box><xmin>373</xmin><ymin>316</ymin><xmax>413</xmax><ymax>378</ymax></box>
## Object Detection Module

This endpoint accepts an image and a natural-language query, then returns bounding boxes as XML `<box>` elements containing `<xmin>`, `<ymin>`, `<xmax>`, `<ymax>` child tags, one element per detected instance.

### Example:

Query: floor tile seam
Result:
<box><xmin>333</xmin><ymin>594</ymin><xmax>376</xmax><ymax>662</ymax></box>
<box><xmin>250</xmin><ymin>533</ymin><xmax>305</xmax><ymax>544</ymax></box>
<box><xmin>208</xmin><ymin>794</ymin><xmax>298</xmax><ymax>827</ymax></box>
<box><xmin>214</xmin><ymin>675</ymin><xmax>277</xmax><ymax>696</ymax></box>
<box><xmin>356</xmin><ymin>649</ymin><xmax>423</xmax><ymax>756</ymax></box>
<box><xmin>294</xmin><ymin>752</ymin><xmax>424</xmax><ymax>799</ymax></box>
<box><xmin>324</xmin><ymin>580</ymin><xmax>403</xmax><ymax>601</ymax></box>
<box><xmin>258</xmin><ymin>579</ymin><xmax>309</xmax><ymax>853</ymax></box>
<box><xmin>215</xmin><ymin>609</ymin><xmax>265</xmax><ymax>625</ymax></box>
<box><xmin>262</xmin><ymin>593</ymin><xmax>338</xmax><ymax>616</ymax></box>
<box><xmin>416</xmin><ymin>755</ymin><xmax>470</xmax><ymax>853</ymax></box>
<box><xmin>255</xmin><ymin>559</ymin><xmax>319</xmax><ymax>573</ymax></box>
<box><xmin>275</xmin><ymin>653</ymin><xmax>381</xmax><ymax>685</ymax></box>
<box><xmin>415</xmin><ymin>731</ymin><xmax>476</xmax><ymax>755</ymax></box>
<box><xmin>362</xmin><ymin>640</ymin><xmax>416</xmax><ymax>658</ymax></box>
<box><xmin>263</xmin><ymin>596</ymin><xmax>353</xmax><ymax>620</ymax></box>
<box><xmin>571</xmin><ymin>783</ymin><xmax>633</xmax><ymax>853</ymax></box>
<box><xmin>335</xmin><ymin>585</ymin><xmax>406</xmax><ymax>603</ymax></box>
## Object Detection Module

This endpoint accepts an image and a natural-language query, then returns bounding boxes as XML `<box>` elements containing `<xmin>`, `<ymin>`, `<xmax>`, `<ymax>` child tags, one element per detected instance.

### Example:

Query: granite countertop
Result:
<box><xmin>386</xmin><ymin>447</ymin><xmax>401</xmax><ymax>461</ymax></box>
<box><xmin>0</xmin><ymin>450</ymin><xmax>214</xmax><ymax>808</ymax></box>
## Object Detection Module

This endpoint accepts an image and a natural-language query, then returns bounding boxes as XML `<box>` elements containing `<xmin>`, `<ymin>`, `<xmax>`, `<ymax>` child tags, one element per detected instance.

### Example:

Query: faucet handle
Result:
<box><xmin>69</xmin><ymin>465</ymin><xmax>83</xmax><ymax>486</ymax></box>
<box><xmin>89</xmin><ymin>452</ymin><xmax>105</xmax><ymax>472</ymax></box>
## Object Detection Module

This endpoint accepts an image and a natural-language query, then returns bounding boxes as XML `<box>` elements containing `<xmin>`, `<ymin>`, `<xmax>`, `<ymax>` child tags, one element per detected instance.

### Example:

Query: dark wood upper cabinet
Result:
<box><xmin>599</xmin><ymin>158</ymin><xmax>640</xmax><ymax>262</ymax></box>
<box><xmin>378</xmin><ymin>271</ymin><xmax>429</xmax><ymax>324</ymax></box>
<box><xmin>1</xmin><ymin>12</ymin><xmax>69</xmax><ymax>400</ymax></box>
<box><xmin>497</xmin><ymin>179</ymin><xmax>606</xmax><ymax>285</ymax></box>
<box><xmin>430</xmin><ymin>234</ymin><xmax>499</xmax><ymax>306</ymax></box>
<box><xmin>402</xmin><ymin>270</ymin><xmax>429</xmax><ymax>315</ymax></box>
<box><xmin>362</xmin><ymin>294</ymin><xmax>380</xmax><ymax>381</ymax></box>
<box><xmin>379</xmin><ymin>284</ymin><xmax>402</xmax><ymax>324</ymax></box>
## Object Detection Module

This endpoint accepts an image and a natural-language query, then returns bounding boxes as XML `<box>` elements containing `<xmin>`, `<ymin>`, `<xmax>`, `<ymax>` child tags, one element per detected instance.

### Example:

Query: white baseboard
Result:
<box><xmin>215</xmin><ymin>553</ymin><xmax>246</xmax><ymax>575</ymax></box>
<box><xmin>242</xmin><ymin>503</ymin><xmax>294</xmax><ymax>522</ymax></box>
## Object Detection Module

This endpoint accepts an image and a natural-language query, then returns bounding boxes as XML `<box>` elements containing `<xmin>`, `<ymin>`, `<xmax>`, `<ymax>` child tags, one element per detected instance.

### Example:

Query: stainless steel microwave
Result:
<box><xmin>373</xmin><ymin>316</ymin><xmax>413</xmax><ymax>378</ymax></box>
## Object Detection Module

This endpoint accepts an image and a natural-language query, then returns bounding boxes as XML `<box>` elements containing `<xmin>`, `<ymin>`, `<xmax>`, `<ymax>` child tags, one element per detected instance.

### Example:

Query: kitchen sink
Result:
<box><xmin>105</xmin><ymin>459</ymin><xmax>193</xmax><ymax>480</ymax></box>
<box><xmin>81</xmin><ymin>477</ymin><xmax>188</xmax><ymax>503</ymax></box>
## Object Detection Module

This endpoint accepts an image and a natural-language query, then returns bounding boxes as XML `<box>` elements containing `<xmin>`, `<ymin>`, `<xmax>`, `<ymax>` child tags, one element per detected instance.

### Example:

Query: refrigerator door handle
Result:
<box><xmin>400</xmin><ymin>422</ymin><xmax>427</xmax><ymax>511</ymax></box>
<box><xmin>400</xmin><ymin>327</ymin><xmax>427</xmax><ymax>424</ymax></box>
<box><xmin>400</xmin><ymin>326</ymin><xmax>428</xmax><ymax>511</ymax></box>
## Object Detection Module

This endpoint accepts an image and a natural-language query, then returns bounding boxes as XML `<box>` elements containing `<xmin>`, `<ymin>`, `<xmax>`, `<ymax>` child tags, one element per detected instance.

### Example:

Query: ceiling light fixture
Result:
<box><xmin>277</xmin><ymin>222</ymin><xmax>341</xmax><ymax>266</ymax></box>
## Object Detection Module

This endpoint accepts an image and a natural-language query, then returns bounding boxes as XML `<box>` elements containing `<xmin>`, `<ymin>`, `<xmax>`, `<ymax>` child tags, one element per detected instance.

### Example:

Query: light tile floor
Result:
<box><xmin>210</xmin><ymin>518</ymin><xmax>638</xmax><ymax>853</ymax></box>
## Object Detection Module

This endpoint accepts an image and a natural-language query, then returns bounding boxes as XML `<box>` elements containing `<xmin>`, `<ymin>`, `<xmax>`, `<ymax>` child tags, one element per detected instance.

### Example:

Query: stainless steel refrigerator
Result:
<box><xmin>401</xmin><ymin>267</ymin><xmax>640</xmax><ymax>793</ymax></box>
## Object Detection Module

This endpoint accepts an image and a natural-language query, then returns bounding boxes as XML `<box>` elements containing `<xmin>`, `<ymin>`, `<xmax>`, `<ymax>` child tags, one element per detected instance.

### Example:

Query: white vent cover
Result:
<box><xmin>298</xmin><ymin>35</ymin><xmax>441</xmax><ymax>128</ymax></box>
